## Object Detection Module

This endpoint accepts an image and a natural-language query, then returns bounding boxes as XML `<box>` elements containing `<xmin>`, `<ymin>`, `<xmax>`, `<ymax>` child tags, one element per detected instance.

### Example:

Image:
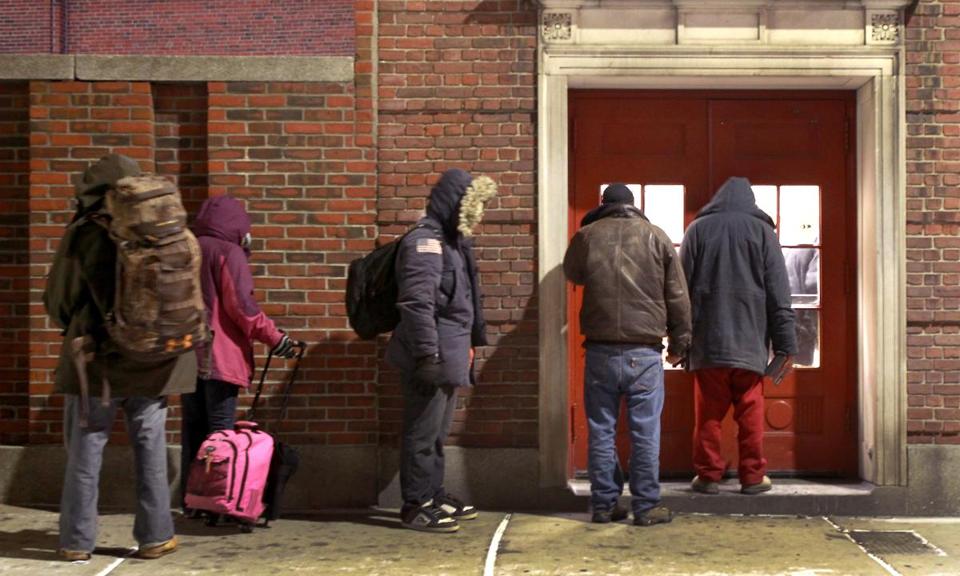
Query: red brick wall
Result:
<box><xmin>153</xmin><ymin>83</ymin><xmax>209</xmax><ymax>218</ymax></box>
<box><xmin>376</xmin><ymin>1</ymin><xmax>539</xmax><ymax>448</ymax></box>
<box><xmin>0</xmin><ymin>0</ymin><xmax>55</xmax><ymax>53</ymax></box>
<box><xmin>0</xmin><ymin>82</ymin><xmax>30</xmax><ymax>444</ymax></box>
<box><xmin>207</xmin><ymin>80</ymin><xmax>378</xmax><ymax>445</ymax></box>
<box><xmin>28</xmin><ymin>81</ymin><xmax>156</xmax><ymax>443</ymax></box>
<box><xmin>906</xmin><ymin>0</ymin><xmax>960</xmax><ymax>445</ymax></box>
<box><xmin>0</xmin><ymin>0</ymin><xmax>353</xmax><ymax>56</ymax></box>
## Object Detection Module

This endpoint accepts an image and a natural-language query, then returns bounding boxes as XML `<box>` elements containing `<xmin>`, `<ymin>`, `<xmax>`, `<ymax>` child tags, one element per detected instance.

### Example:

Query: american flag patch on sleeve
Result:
<box><xmin>416</xmin><ymin>238</ymin><xmax>442</xmax><ymax>254</ymax></box>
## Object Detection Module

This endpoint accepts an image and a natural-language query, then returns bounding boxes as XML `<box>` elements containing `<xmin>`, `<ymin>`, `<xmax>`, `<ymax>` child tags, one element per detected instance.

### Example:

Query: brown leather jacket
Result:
<box><xmin>563</xmin><ymin>204</ymin><xmax>691</xmax><ymax>356</ymax></box>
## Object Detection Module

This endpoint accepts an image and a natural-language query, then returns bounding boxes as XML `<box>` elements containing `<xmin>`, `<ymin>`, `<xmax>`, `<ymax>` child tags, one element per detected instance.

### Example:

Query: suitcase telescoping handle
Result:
<box><xmin>248</xmin><ymin>340</ymin><xmax>306</xmax><ymax>424</ymax></box>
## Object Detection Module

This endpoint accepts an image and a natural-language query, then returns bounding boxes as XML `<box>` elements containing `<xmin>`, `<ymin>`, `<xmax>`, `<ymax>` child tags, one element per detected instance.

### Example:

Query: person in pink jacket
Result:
<box><xmin>179</xmin><ymin>195</ymin><xmax>297</xmax><ymax>512</ymax></box>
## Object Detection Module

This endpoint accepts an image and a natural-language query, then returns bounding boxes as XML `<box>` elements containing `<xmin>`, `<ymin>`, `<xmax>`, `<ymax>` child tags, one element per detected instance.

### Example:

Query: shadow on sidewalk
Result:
<box><xmin>172</xmin><ymin>508</ymin><xmax>408</xmax><ymax>536</ymax></box>
<box><xmin>0</xmin><ymin>528</ymin><xmax>131</xmax><ymax>562</ymax></box>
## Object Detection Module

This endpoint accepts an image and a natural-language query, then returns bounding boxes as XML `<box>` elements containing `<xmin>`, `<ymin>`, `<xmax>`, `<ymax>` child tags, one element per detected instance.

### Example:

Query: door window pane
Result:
<box><xmin>794</xmin><ymin>309</ymin><xmax>820</xmax><ymax>368</ymax></box>
<box><xmin>752</xmin><ymin>185</ymin><xmax>778</xmax><ymax>226</ymax></box>
<box><xmin>644</xmin><ymin>185</ymin><xmax>685</xmax><ymax>244</ymax></box>
<box><xmin>779</xmin><ymin>185</ymin><xmax>820</xmax><ymax>246</ymax></box>
<box><xmin>783</xmin><ymin>248</ymin><xmax>820</xmax><ymax>307</ymax></box>
<box><xmin>599</xmin><ymin>183</ymin><xmax>641</xmax><ymax>208</ymax></box>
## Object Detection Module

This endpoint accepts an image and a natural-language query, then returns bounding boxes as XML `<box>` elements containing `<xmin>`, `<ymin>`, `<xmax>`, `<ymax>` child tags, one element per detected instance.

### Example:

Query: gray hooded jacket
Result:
<box><xmin>680</xmin><ymin>177</ymin><xmax>797</xmax><ymax>375</ymax></box>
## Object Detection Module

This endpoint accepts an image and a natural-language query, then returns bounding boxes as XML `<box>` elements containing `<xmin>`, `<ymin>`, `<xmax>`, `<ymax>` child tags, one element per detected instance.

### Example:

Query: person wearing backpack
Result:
<box><xmin>180</xmin><ymin>195</ymin><xmax>298</xmax><ymax>514</ymax></box>
<box><xmin>45</xmin><ymin>154</ymin><xmax>200</xmax><ymax>561</ymax></box>
<box><xmin>385</xmin><ymin>168</ymin><xmax>495</xmax><ymax>533</ymax></box>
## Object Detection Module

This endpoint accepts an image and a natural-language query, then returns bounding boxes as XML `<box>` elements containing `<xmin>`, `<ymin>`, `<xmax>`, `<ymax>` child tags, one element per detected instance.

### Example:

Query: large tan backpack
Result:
<box><xmin>104</xmin><ymin>175</ymin><xmax>207</xmax><ymax>360</ymax></box>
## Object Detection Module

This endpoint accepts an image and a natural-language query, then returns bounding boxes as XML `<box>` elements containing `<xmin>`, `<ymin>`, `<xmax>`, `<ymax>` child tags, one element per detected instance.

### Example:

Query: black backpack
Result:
<box><xmin>346</xmin><ymin>224</ymin><xmax>438</xmax><ymax>340</ymax></box>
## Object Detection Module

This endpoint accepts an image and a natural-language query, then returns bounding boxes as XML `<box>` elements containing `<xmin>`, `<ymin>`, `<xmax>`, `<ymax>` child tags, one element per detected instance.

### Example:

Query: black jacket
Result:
<box><xmin>680</xmin><ymin>177</ymin><xmax>797</xmax><ymax>375</ymax></box>
<box><xmin>385</xmin><ymin>169</ymin><xmax>487</xmax><ymax>387</ymax></box>
<box><xmin>563</xmin><ymin>203</ymin><xmax>691</xmax><ymax>356</ymax></box>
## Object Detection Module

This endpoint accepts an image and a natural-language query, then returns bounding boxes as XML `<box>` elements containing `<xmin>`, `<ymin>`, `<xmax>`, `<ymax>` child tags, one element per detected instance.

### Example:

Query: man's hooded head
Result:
<box><xmin>72</xmin><ymin>154</ymin><xmax>141</xmax><ymax>220</ymax></box>
<box><xmin>697</xmin><ymin>176</ymin><xmax>774</xmax><ymax>227</ymax></box>
<box><xmin>427</xmin><ymin>168</ymin><xmax>473</xmax><ymax>238</ymax></box>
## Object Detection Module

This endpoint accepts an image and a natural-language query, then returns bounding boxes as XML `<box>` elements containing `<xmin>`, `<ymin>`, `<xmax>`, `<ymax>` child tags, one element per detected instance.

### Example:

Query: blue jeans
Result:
<box><xmin>60</xmin><ymin>395</ymin><xmax>174</xmax><ymax>552</ymax></box>
<box><xmin>584</xmin><ymin>343</ymin><xmax>665</xmax><ymax>515</ymax></box>
<box><xmin>180</xmin><ymin>378</ymin><xmax>239</xmax><ymax>507</ymax></box>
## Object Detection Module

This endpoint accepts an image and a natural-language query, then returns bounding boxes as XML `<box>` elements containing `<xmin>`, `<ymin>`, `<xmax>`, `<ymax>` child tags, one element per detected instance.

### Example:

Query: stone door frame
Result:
<box><xmin>537</xmin><ymin>46</ymin><xmax>907</xmax><ymax>488</ymax></box>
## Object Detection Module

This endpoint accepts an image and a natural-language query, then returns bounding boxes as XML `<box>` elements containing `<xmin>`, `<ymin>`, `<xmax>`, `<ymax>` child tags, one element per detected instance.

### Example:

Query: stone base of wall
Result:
<box><xmin>0</xmin><ymin>444</ymin><xmax>378</xmax><ymax>511</ymax></box>
<box><xmin>2</xmin><ymin>445</ymin><xmax>958</xmax><ymax>515</ymax></box>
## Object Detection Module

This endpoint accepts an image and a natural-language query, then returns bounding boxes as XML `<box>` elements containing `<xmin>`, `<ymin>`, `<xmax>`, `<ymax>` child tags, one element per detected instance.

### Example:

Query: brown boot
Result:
<box><xmin>137</xmin><ymin>537</ymin><xmax>178</xmax><ymax>559</ymax></box>
<box><xmin>57</xmin><ymin>549</ymin><xmax>92</xmax><ymax>562</ymax></box>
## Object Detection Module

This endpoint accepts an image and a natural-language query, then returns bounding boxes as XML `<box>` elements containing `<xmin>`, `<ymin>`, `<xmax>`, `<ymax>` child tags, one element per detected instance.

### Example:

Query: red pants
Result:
<box><xmin>693</xmin><ymin>368</ymin><xmax>766</xmax><ymax>485</ymax></box>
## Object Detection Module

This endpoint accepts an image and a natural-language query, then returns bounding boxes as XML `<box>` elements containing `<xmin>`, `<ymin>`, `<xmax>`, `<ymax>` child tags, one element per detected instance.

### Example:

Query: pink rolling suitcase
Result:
<box><xmin>184</xmin><ymin>423</ymin><xmax>274</xmax><ymax>529</ymax></box>
<box><xmin>184</xmin><ymin>342</ymin><xmax>305</xmax><ymax>532</ymax></box>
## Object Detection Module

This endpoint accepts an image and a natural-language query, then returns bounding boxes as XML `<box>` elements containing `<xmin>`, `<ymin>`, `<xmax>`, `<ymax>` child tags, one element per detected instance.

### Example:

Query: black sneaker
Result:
<box><xmin>401</xmin><ymin>500</ymin><xmax>460</xmax><ymax>533</ymax></box>
<box><xmin>591</xmin><ymin>504</ymin><xmax>629</xmax><ymax>524</ymax></box>
<box><xmin>436</xmin><ymin>493</ymin><xmax>478</xmax><ymax>520</ymax></box>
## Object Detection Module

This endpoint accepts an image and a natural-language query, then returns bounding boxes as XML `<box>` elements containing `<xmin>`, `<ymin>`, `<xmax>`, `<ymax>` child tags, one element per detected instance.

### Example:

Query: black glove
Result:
<box><xmin>271</xmin><ymin>333</ymin><xmax>296</xmax><ymax>359</ymax></box>
<box><xmin>412</xmin><ymin>354</ymin><xmax>442</xmax><ymax>396</ymax></box>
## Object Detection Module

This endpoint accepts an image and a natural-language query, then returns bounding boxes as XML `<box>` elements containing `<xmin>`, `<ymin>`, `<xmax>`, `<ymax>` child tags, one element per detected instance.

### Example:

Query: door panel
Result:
<box><xmin>568</xmin><ymin>91</ymin><xmax>857</xmax><ymax>478</ymax></box>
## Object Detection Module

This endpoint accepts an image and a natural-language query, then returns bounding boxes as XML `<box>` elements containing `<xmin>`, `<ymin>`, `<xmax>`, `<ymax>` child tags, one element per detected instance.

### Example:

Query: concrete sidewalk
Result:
<box><xmin>1</xmin><ymin>504</ymin><xmax>959</xmax><ymax>575</ymax></box>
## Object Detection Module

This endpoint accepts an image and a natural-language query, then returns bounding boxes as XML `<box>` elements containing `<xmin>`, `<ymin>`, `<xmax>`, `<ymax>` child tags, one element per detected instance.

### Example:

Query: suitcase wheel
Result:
<box><xmin>239</xmin><ymin>522</ymin><xmax>254</xmax><ymax>534</ymax></box>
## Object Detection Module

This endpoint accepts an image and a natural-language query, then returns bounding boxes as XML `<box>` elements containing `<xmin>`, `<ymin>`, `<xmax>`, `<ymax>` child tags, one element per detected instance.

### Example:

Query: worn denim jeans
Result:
<box><xmin>584</xmin><ymin>343</ymin><xmax>665</xmax><ymax>515</ymax></box>
<box><xmin>59</xmin><ymin>395</ymin><xmax>174</xmax><ymax>552</ymax></box>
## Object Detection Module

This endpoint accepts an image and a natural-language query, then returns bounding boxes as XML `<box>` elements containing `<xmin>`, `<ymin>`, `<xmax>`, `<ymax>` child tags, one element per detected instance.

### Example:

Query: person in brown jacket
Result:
<box><xmin>44</xmin><ymin>155</ymin><xmax>196</xmax><ymax>561</ymax></box>
<box><xmin>563</xmin><ymin>183</ymin><xmax>691</xmax><ymax>526</ymax></box>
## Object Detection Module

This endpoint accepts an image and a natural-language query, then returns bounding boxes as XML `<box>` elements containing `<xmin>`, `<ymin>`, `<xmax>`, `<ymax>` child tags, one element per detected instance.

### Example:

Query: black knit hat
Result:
<box><xmin>601</xmin><ymin>183</ymin><xmax>634</xmax><ymax>205</ymax></box>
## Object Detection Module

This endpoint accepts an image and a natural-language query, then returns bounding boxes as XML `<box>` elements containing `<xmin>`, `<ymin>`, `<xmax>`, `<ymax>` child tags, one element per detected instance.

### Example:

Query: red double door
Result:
<box><xmin>567</xmin><ymin>91</ymin><xmax>858</xmax><ymax>478</ymax></box>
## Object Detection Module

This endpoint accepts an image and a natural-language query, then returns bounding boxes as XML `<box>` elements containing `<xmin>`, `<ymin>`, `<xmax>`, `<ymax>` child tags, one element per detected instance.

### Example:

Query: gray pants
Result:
<box><xmin>399</xmin><ymin>374</ymin><xmax>458</xmax><ymax>508</ymax></box>
<box><xmin>59</xmin><ymin>395</ymin><xmax>174</xmax><ymax>552</ymax></box>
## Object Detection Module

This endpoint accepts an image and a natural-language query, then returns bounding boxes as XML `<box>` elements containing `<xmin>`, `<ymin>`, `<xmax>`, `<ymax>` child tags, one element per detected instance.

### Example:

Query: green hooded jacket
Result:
<box><xmin>43</xmin><ymin>154</ymin><xmax>197</xmax><ymax>397</ymax></box>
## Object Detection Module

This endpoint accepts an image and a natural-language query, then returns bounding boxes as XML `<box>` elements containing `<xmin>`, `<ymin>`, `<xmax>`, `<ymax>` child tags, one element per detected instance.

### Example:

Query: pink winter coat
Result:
<box><xmin>192</xmin><ymin>196</ymin><xmax>283</xmax><ymax>388</ymax></box>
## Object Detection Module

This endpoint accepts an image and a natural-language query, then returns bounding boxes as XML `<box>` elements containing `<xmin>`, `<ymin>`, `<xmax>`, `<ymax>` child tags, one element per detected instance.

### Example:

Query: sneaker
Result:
<box><xmin>401</xmin><ymin>500</ymin><xmax>460</xmax><ymax>533</ymax></box>
<box><xmin>57</xmin><ymin>549</ymin><xmax>91</xmax><ymax>562</ymax></box>
<box><xmin>436</xmin><ymin>493</ymin><xmax>478</xmax><ymax>520</ymax></box>
<box><xmin>691</xmin><ymin>475</ymin><xmax>720</xmax><ymax>495</ymax></box>
<box><xmin>633</xmin><ymin>505</ymin><xmax>673</xmax><ymax>526</ymax></box>
<box><xmin>741</xmin><ymin>475</ymin><xmax>773</xmax><ymax>495</ymax></box>
<box><xmin>591</xmin><ymin>504</ymin><xmax>629</xmax><ymax>524</ymax></box>
<box><xmin>136</xmin><ymin>537</ymin><xmax>178</xmax><ymax>560</ymax></box>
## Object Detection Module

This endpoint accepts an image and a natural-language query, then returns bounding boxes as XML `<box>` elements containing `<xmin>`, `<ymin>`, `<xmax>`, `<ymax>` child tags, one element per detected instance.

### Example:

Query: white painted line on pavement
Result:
<box><xmin>94</xmin><ymin>548</ymin><xmax>136</xmax><ymax>576</ymax></box>
<box><xmin>822</xmin><ymin>516</ymin><xmax>902</xmax><ymax>576</ymax></box>
<box><xmin>484</xmin><ymin>513</ymin><xmax>512</xmax><ymax>576</ymax></box>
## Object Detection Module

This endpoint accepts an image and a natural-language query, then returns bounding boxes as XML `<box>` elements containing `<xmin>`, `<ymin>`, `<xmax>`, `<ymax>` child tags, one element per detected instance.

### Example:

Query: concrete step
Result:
<box><xmin>568</xmin><ymin>479</ymin><xmax>907</xmax><ymax>516</ymax></box>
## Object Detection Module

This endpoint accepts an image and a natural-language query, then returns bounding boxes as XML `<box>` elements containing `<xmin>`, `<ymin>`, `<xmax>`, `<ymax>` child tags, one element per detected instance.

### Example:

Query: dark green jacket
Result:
<box><xmin>44</xmin><ymin>202</ymin><xmax>196</xmax><ymax>398</ymax></box>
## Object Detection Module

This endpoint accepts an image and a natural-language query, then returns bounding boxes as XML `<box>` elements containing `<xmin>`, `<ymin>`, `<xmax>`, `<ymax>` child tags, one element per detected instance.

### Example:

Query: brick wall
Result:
<box><xmin>0</xmin><ymin>0</ymin><xmax>353</xmax><ymax>56</ymax></box>
<box><xmin>905</xmin><ymin>0</ymin><xmax>960</xmax><ymax>445</ymax></box>
<box><xmin>207</xmin><ymin>80</ymin><xmax>378</xmax><ymax>445</ymax></box>
<box><xmin>153</xmin><ymin>83</ymin><xmax>209</xmax><ymax>218</ymax></box>
<box><xmin>28</xmin><ymin>81</ymin><xmax>156</xmax><ymax>443</ymax></box>
<box><xmin>375</xmin><ymin>1</ymin><xmax>539</xmax><ymax>448</ymax></box>
<box><xmin>0</xmin><ymin>81</ymin><xmax>29</xmax><ymax>444</ymax></box>
<box><xmin>0</xmin><ymin>0</ymin><xmax>54</xmax><ymax>53</ymax></box>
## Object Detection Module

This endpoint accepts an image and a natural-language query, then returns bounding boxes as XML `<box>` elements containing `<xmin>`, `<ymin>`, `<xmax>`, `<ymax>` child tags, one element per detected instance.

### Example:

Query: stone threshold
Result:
<box><xmin>568</xmin><ymin>478</ymin><xmax>906</xmax><ymax>516</ymax></box>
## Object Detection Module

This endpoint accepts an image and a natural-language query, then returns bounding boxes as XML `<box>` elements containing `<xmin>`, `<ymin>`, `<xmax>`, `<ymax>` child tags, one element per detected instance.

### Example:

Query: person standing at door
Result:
<box><xmin>563</xmin><ymin>183</ymin><xmax>691</xmax><ymax>526</ymax></box>
<box><xmin>386</xmin><ymin>168</ymin><xmax>495</xmax><ymax>533</ymax></box>
<box><xmin>680</xmin><ymin>176</ymin><xmax>797</xmax><ymax>496</ymax></box>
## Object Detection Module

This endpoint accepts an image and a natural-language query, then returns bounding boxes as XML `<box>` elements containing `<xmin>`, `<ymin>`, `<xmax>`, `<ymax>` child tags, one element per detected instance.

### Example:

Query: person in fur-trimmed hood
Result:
<box><xmin>386</xmin><ymin>168</ymin><xmax>495</xmax><ymax>533</ymax></box>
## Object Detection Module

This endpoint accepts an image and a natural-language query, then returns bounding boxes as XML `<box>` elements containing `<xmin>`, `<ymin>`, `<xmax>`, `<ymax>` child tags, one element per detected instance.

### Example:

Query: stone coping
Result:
<box><xmin>0</xmin><ymin>54</ymin><xmax>354</xmax><ymax>82</ymax></box>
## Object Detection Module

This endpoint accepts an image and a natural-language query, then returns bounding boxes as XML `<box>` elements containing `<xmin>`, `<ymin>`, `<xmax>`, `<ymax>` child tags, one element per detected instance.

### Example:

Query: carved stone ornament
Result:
<box><xmin>869</xmin><ymin>11</ymin><xmax>901</xmax><ymax>44</ymax></box>
<box><xmin>542</xmin><ymin>11</ymin><xmax>573</xmax><ymax>43</ymax></box>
